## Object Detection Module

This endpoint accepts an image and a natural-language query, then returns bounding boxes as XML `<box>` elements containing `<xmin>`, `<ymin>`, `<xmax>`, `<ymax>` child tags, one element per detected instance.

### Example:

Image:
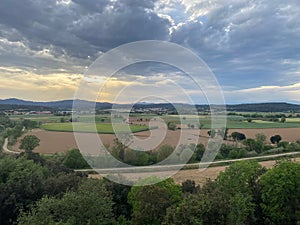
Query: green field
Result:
<box><xmin>286</xmin><ymin>118</ymin><xmax>300</xmax><ymax>122</ymax></box>
<box><xmin>161</xmin><ymin>115</ymin><xmax>300</xmax><ymax>129</ymax></box>
<box><xmin>9</xmin><ymin>114</ymin><xmax>123</xmax><ymax>123</ymax></box>
<box><xmin>11</xmin><ymin>113</ymin><xmax>300</xmax><ymax>130</ymax></box>
<box><xmin>41</xmin><ymin>122</ymin><xmax>149</xmax><ymax>134</ymax></box>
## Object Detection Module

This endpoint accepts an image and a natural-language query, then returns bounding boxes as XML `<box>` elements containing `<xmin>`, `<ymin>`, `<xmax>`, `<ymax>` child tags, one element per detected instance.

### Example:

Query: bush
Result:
<box><xmin>167</xmin><ymin>122</ymin><xmax>176</xmax><ymax>131</ymax></box>
<box><xmin>270</xmin><ymin>135</ymin><xmax>282</xmax><ymax>144</ymax></box>
<box><xmin>277</xmin><ymin>141</ymin><xmax>289</xmax><ymax>149</ymax></box>
<box><xmin>63</xmin><ymin>149</ymin><xmax>90</xmax><ymax>169</ymax></box>
<box><xmin>231</xmin><ymin>132</ymin><xmax>246</xmax><ymax>141</ymax></box>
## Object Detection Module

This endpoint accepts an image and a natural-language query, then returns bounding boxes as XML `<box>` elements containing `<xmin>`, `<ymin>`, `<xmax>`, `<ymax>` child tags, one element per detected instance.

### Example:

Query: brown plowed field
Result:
<box><xmin>13</xmin><ymin>128</ymin><xmax>300</xmax><ymax>154</ymax></box>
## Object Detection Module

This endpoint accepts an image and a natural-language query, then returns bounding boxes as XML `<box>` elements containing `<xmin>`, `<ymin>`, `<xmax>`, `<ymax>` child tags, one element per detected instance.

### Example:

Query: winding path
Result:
<box><xmin>2</xmin><ymin>138</ymin><xmax>21</xmax><ymax>155</ymax></box>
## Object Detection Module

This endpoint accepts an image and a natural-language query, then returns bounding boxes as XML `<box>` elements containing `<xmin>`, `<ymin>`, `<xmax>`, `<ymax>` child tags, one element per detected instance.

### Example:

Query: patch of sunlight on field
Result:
<box><xmin>286</xmin><ymin>118</ymin><xmax>300</xmax><ymax>122</ymax></box>
<box><xmin>252</xmin><ymin>120</ymin><xmax>275</xmax><ymax>123</ymax></box>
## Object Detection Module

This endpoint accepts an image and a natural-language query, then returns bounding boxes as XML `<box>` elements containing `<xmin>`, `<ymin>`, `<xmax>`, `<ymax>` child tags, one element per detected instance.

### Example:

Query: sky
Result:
<box><xmin>0</xmin><ymin>0</ymin><xmax>300</xmax><ymax>104</ymax></box>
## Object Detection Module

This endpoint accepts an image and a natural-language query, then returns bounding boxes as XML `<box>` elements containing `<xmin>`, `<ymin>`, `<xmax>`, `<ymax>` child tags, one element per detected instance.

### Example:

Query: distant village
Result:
<box><xmin>2</xmin><ymin>107</ymin><xmax>172</xmax><ymax>116</ymax></box>
<box><xmin>2</xmin><ymin>110</ymin><xmax>74</xmax><ymax>116</ymax></box>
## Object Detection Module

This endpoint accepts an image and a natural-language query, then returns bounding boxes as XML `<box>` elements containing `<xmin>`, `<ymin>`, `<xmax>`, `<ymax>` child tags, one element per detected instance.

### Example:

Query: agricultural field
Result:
<box><xmin>161</xmin><ymin>115</ymin><xmax>300</xmax><ymax>129</ymax></box>
<box><xmin>10</xmin><ymin>112</ymin><xmax>300</xmax><ymax>129</ymax></box>
<box><xmin>9</xmin><ymin>112</ymin><xmax>300</xmax><ymax>154</ymax></box>
<box><xmin>12</xmin><ymin>127</ymin><xmax>300</xmax><ymax>154</ymax></box>
<box><xmin>41</xmin><ymin>122</ymin><xmax>149</xmax><ymax>134</ymax></box>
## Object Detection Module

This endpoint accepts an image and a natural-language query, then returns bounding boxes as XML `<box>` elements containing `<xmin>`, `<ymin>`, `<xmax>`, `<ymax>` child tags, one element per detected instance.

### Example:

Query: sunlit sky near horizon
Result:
<box><xmin>0</xmin><ymin>0</ymin><xmax>300</xmax><ymax>104</ymax></box>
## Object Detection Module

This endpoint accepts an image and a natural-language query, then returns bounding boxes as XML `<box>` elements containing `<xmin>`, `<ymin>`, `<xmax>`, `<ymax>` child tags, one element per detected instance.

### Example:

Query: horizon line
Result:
<box><xmin>0</xmin><ymin>97</ymin><xmax>300</xmax><ymax>106</ymax></box>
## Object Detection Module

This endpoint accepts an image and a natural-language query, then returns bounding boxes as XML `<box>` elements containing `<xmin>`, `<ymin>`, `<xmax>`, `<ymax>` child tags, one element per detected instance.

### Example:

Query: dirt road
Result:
<box><xmin>2</xmin><ymin>138</ymin><xmax>21</xmax><ymax>155</ymax></box>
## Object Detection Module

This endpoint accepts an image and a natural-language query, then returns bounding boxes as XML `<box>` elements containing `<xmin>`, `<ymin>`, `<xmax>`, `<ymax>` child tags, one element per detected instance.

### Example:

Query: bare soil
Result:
<box><xmin>13</xmin><ymin>128</ymin><xmax>300</xmax><ymax>154</ymax></box>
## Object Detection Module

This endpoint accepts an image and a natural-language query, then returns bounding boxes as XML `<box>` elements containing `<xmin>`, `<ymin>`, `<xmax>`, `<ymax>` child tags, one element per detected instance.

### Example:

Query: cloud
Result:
<box><xmin>0</xmin><ymin>67</ymin><xmax>83</xmax><ymax>101</ymax></box>
<box><xmin>0</xmin><ymin>0</ymin><xmax>171</xmax><ymax>60</ymax></box>
<box><xmin>170</xmin><ymin>0</ymin><xmax>300</xmax><ymax>89</ymax></box>
<box><xmin>224</xmin><ymin>83</ymin><xmax>300</xmax><ymax>103</ymax></box>
<box><xmin>0</xmin><ymin>0</ymin><xmax>299</xmax><ymax>104</ymax></box>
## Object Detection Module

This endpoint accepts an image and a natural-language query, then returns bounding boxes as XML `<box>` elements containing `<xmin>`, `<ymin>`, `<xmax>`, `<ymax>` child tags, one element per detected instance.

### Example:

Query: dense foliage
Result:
<box><xmin>0</xmin><ymin>152</ymin><xmax>299</xmax><ymax>225</ymax></box>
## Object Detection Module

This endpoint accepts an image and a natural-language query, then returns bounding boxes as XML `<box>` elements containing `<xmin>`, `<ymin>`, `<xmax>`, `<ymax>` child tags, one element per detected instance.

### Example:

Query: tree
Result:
<box><xmin>243</xmin><ymin>139</ymin><xmax>256</xmax><ymax>151</ymax></box>
<box><xmin>62</xmin><ymin>149</ymin><xmax>90</xmax><ymax>169</ymax></box>
<box><xmin>0</xmin><ymin>156</ymin><xmax>49</xmax><ymax>225</ymax></box>
<box><xmin>189</xmin><ymin>143</ymin><xmax>205</xmax><ymax>162</ymax></box>
<box><xmin>111</xmin><ymin>135</ymin><xmax>132</xmax><ymax>161</ymax></box>
<box><xmin>270</xmin><ymin>135</ymin><xmax>282</xmax><ymax>144</ymax></box>
<box><xmin>216</xmin><ymin>161</ymin><xmax>266</xmax><ymax>224</ymax></box>
<box><xmin>163</xmin><ymin>180</ymin><xmax>228</xmax><ymax>225</ymax></box>
<box><xmin>181</xmin><ymin>179</ymin><xmax>200</xmax><ymax>195</ymax></box>
<box><xmin>125</xmin><ymin>149</ymin><xmax>149</xmax><ymax>166</ymax></box>
<box><xmin>128</xmin><ymin>177</ymin><xmax>182</xmax><ymax>225</ymax></box>
<box><xmin>22</xmin><ymin>119</ymin><xmax>38</xmax><ymax>130</ymax></box>
<box><xmin>18</xmin><ymin>179</ymin><xmax>115</xmax><ymax>225</ymax></box>
<box><xmin>243</xmin><ymin>138</ymin><xmax>264</xmax><ymax>154</ymax></box>
<box><xmin>231</xmin><ymin>132</ymin><xmax>246</xmax><ymax>141</ymax></box>
<box><xmin>280</xmin><ymin>117</ymin><xmax>286</xmax><ymax>123</ymax></box>
<box><xmin>260</xmin><ymin>161</ymin><xmax>300</xmax><ymax>225</ymax></box>
<box><xmin>208</xmin><ymin>129</ymin><xmax>217</xmax><ymax>138</ymax></box>
<box><xmin>103</xmin><ymin>177</ymin><xmax>132</xmax><ymax>220</ymax></box>
<box><xmin>157</xmin><ymin>145</ymin><xmax>174</xmax><ymax>162</ymax></box>
<box><xmin>167</xmin><ymin>122</ymin><xmax>176</xmax><ymax>131</ymax></box>
<box><xmin>222</xmin><ymin>128</ymin><xmax>229</xmax><ymax>140</ymax></box>
<box><xmin>19</xmin><ymin>135</ymin><xmax>40</xmax><ymax>153</ymax></box>
<box><xmin>255</xmin><ymin>133</ymin><xmax>266</xmax><ymax>143</ymax></box>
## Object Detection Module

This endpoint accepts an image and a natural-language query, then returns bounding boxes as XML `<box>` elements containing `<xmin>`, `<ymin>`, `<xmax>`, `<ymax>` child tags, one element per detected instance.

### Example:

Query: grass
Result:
<box><xmin>225</xmin><ymin>120</ymin><xmax>300</xmax><ymax>129</ymax></box>
<box><xmin>286</xmin><ymin>118</ymin><xmax>300</xmax><ymax>122</ymax></box>
<box><xmin>41</xmin><ymin>122</ymin><xmax>149</xmax><ymax>134</ymax></box>
<box><xmin>11</xmin><ymin>114</ymin><xmax>300</xmax><ymax>130</ymax></box>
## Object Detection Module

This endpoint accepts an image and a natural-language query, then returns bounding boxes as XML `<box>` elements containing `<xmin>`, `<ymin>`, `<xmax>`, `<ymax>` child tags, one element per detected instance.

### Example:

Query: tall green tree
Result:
<box><xmin>216</xmin><ymin>161</ymin><xmax>266</xmax><ymax>224</ymax></box>
<box><xmin>62</xmin><ymin>149</ymin><xmax>90</xmax><ymax>169</ymax></box>
<box><xmin>260</xmin><ymin>161</ymin><xmax>300</xmax><ymax>225</ymax></box>
<box><xmin>18</xmin><ymin>179</ymin><xmax>115</xmax><ymax>225</ymax></box>
<box><xmin>0</xmin><ymin>156</ymin><xmax>49</xmax><ymax>225</ymax></box>
<box><xmin>128</xmin><ymin>177</ymin><xmax>182</xmax><ymax>225</ymax></box>
<box><xmin>163</xmin><ymin>180</ymin><xmax>228</xmax><ymax>225</ymax></box>
<box><xmin>19</xmin><ymin>135</ymin><xmax>40</xmax><ymax>153</ymax></box>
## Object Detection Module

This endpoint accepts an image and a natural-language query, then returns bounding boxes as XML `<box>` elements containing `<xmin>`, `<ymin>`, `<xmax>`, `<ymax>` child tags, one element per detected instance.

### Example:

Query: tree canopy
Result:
<box><xmin>19</xmin><ymin>135</ymin><xmax>40</xmax><ymax>153</ymax></box>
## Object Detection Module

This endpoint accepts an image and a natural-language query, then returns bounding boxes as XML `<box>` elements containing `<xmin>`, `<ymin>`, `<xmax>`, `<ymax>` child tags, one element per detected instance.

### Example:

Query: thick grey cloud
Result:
<box><xmin>170</xmin><ymin>0</ymin><xmax>300</xmax><ymax>88</ymax></box>
<box><xmin>0</xmin><ymin>0</ymin><xmax>171</xmax><ymax>60</ymax></box>
<box><xmin>0</xmin><ymin>0</ymin><xmax>300</xmax><ymax>103</ymax></box>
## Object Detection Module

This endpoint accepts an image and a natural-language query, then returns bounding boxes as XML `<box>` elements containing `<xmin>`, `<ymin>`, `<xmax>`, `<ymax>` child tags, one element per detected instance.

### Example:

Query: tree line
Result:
<box><xmin>0</xmin><ymin>151</ymin><xmax>299</xmax><ymax>225</ymax></box>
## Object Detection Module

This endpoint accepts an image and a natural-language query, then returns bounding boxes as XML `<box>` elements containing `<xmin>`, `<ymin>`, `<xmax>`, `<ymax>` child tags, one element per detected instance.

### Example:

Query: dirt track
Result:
<box><xmin>13</xmin><ymin>128</ymin><xmax>300</xmax><ymax>154</ymax></box>
<box><xmin>88</xmin><ymin>157</ymin><xmax>300</xmax><ymax>186</ymax></box>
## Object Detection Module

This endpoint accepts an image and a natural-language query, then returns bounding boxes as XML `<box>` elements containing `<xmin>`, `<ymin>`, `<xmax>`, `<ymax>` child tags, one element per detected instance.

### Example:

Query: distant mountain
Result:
<box><xmin>0</xmin><ymin>98</ymin><xmax>112</xmax><ymax>110</ymax></box>
<box><xmin>0</xmin><ymin>105</ymin><xmax>54</xmax><ymax>112</ymax></box>
<box><xmin>0</xmin><ymin>98</ymin><xmax>300</xmax><ymax>112</ymax></box>
<box><xmin>225</xmin><ymin>102</ymin><xmax>300</xmax><ymax>112</ymax></box>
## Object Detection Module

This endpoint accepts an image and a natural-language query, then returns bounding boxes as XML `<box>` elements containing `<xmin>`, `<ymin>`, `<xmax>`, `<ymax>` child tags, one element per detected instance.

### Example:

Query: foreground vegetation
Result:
<box><xmin>1</xmin><ymin>113</ymin><xmax>300</xmax><ymax>224</ymax></box>
<box><xmin>0</xmin><ymin>152</ymin><xmax>299</xmax><ymax>225</ymax></box>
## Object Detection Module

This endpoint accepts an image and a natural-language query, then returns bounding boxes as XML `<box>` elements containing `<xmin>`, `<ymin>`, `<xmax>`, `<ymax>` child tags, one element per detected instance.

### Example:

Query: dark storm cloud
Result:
<box><xmin>170</xmin><ymin>0</ymin><xmax>300</xmax><ymax>88</ymax></box>
<box><xmin>0</xmin><ymin>0</ymin><xmax>171</xmax><ymax>59</ymax></box>
<box><xmin>1</xmin><ymin>0</ymin><xmax>300</xmax><ymax>103</ymax></box>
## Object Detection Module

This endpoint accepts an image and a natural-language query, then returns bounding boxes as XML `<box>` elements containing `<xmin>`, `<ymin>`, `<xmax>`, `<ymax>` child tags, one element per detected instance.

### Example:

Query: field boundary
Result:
<box><xmin>75</xmin><ymin>151</ymin><xmax>300</xmax><ymax>173</ymax></box>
